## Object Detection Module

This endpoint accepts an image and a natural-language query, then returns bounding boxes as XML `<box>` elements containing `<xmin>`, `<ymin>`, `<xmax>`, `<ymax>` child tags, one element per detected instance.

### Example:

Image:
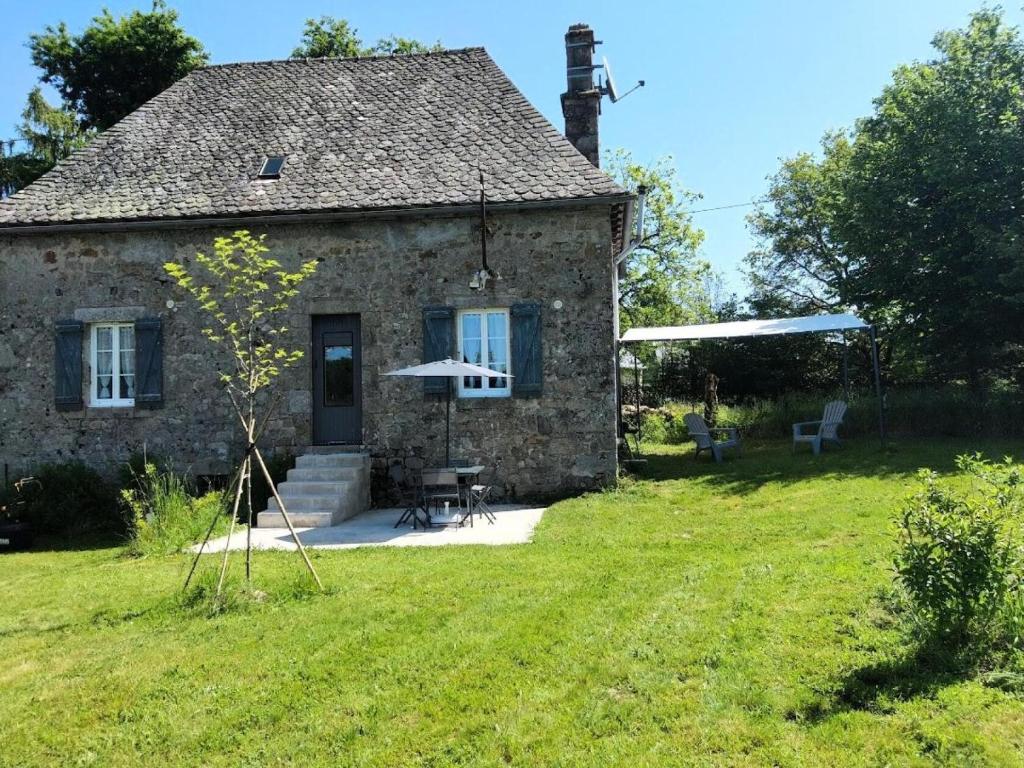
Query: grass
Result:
<box><xmin>2</xmin><ymin>439</ymin><xmax>1024</xmax><ymax>766</ymax></box>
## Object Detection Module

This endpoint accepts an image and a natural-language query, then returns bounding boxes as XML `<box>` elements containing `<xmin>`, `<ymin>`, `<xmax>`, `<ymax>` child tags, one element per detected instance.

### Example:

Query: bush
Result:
<box><xmin>639</xmin><ymin>409</ymin><xmax>669</xmax><ymax>443</ymax></box>
<box><xmin>123</xmin><ymin>461</ymin><xmax>230</xmax><ymax>556</ymax></box>
<box><xmin>894</xmin><ymin>454</ymin><xmax>1024</xmax><ymax>652</ymax></box>
<box><xmin>19</xmin><ymin>462</ymin><xmax>122</xmax><ymax>535</ymax></box>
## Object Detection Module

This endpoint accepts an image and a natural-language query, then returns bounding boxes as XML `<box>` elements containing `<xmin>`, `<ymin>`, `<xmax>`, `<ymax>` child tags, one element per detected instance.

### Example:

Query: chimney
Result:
<box><xmin>560</xmin><ymin>23</ymin><xmax>602</xmax><ymax>168</ymax></box>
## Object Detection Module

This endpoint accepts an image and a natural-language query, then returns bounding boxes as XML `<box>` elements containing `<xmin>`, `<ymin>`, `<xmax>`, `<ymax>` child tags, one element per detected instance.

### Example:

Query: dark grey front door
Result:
<box><xmin>312</xmin><ymin>314</ymin><xmax>362</xmax><ymax>445</ymax></box>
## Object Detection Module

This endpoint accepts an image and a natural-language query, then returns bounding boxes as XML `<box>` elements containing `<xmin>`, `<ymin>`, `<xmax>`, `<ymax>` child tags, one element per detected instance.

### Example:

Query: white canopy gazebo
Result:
<box><xmin>618</xmin><ymin>313</ymin><xmax>885</xmax><ymax>442</ymax></box>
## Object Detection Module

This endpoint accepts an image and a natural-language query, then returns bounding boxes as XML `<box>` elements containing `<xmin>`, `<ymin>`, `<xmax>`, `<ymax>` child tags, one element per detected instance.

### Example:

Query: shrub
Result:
<box><xmin>894</xmin><ymin>454</ymin><xmax>1024</xmax><ymax>652</ymax></box>
<box><xmin>19</xmin><ymin>462</ymin><xmax>121</xmax><ymax>535</ymax></box>
<box><xmin>640</xmin><ymin>409</ymin><xmax>669</xmax><ymax>444</ymax></box>
<box><xmin>123</xmin><ymin>461</ymin><xmax>229</xmax><ymax>556</ymax></box>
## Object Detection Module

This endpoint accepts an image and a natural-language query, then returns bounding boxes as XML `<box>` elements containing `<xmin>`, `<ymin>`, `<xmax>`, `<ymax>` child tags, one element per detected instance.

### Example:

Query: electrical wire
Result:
<box><xmin>687</xmin><ymin>199</ymin><xmax>767</xmax><ymax>214</ymax></box>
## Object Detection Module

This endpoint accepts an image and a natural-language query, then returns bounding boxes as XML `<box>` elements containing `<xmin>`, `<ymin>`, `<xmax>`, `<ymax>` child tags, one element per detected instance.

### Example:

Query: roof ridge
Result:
<box><xmin>197</xmin><ymin>46</ymin><xmax>487</xmax><ymax>71</ymax></box>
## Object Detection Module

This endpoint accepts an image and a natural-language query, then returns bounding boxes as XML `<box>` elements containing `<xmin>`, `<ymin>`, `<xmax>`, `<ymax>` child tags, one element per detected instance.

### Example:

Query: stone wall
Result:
<box><xmin>0</xmin><ymin>205</ymin><xmax>619</xmax><ymax>503</ymax></box>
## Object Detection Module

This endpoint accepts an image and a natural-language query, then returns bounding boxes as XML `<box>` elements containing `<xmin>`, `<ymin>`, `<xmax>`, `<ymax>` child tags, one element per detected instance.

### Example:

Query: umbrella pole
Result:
<box><xmin>445</xmin><ymin>379</ymin><xmax>451</xmax><ymax>467</ymax></box>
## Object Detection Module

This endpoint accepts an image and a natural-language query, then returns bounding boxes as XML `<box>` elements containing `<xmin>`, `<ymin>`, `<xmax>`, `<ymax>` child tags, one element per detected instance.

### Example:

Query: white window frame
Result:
<box><xmin>89</xmin><ymin>323</ymin><xmax>136</xmax><ymax>408</ymax></box>
<box><xmin>457</xmin><ymin>308</ymin><xmax>512</xmax><ymax>399</ymax></box>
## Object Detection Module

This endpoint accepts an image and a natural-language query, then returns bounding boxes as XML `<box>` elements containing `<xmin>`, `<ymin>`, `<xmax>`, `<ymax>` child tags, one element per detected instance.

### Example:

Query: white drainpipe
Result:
<box><xmin>613</xmin><ymin>185</ymin><xmax>647</xmax><ymax>441</ymax></box>
<box><xmin>615</xmin><ymin>184</ymin><xmax>647</xmax><ymax>267</ymax></box>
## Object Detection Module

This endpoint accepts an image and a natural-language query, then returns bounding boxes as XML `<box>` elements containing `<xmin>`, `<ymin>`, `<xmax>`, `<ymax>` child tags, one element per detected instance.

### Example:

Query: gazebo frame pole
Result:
<box><xmin>869</xmin><ymin>325</ymin><xmax>886</xmax><ymax>445</ymax></box>
<box><xmin>634</xmin><ymin>350</ymin><xmax>642</xmax><ymax>444</ymax></box>
<box><xmin>841</xmin><ymin>331</ymin><xmax>850</xmax><ymax>402</ymax></box>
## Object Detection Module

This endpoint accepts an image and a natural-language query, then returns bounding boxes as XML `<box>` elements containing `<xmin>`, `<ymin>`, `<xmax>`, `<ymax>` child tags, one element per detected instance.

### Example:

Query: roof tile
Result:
<box><xmin>0</xmin><ymin>48</ymin><xmax>625</xmax><ymax>228</ymax></box>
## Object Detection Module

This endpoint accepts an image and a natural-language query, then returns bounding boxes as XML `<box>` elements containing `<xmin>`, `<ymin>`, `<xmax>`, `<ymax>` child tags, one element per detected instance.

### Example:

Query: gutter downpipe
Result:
<box><xmin>613</xmin><ymin>185</ymin><xmax>647</xmax><ymax>444</ymax></box>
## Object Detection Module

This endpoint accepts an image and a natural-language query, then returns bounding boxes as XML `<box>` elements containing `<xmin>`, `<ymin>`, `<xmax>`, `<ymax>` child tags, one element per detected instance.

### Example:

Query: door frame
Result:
<box><xmin>310</xmin><ymin>313</ymin><xmax>363</xmax><ymax>445</ymax></box>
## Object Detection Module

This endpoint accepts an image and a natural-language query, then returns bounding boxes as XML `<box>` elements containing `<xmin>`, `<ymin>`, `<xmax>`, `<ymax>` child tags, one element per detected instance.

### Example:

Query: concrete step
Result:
<box><xmin>256</xmin><ymin>510</ymin><xmax>335</xmax><ymax>528</ymax></box>
<box><xmin>281</xmin><ymin>480</ymin><xmax>353</xmax><ymax>496</ymax></box>
<box><xmin>295</xmin><ymin>453</ymin><xmax>367</xmax><ymax>469</ymax></box>
<box><xmin>287</xmin><ymin>466</ymin><xmax>362</xmax><ymax>482</ymax></box>
<box><xmin>267</xmin><ymin>494</ymin><xmax>341</xmax><ymax>511</ymax></box>
<box><xmin>257</xmin><ymin>450</ymin><xmax>370</xmax><ymax>528</ymax></box>
<box><xmin>301</xmin><ymin>445</ymin><xmax>369</xmax><ymax>455</ymax></box>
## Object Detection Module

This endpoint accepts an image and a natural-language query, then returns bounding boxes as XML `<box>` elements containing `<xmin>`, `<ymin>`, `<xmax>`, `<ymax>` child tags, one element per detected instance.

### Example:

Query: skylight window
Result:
<box><xmin>257</xmin><ymin>156</ymin><xmax>285</xmax><ymax>179</ymax></box>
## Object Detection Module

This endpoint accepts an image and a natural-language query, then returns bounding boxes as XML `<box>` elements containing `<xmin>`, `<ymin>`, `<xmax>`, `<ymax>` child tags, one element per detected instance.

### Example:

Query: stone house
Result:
<box><xmin>0</xmin><ymin>26</ymin><xmax>635</xmax><ymax>515</ymax></box>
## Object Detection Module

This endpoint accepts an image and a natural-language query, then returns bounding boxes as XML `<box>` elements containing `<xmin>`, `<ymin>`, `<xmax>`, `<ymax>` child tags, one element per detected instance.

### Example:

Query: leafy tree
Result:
<box><xmin>372</xmin><ymin>36</ymin><xmax>445</xmax><ymax>55</ymax></box>
<box><xmin>606</xmin><ymin>149</ymin><xmax>712</xmax><ymax>331</ymax></box>
<box><xmin>165</xmin><ymin>231</ymin><xmax>322</xmax><ymax>592</ymax></box>
<box><xmin>291</xmin><ymin>16</ymin><xmax>442</xmax><ymax>59</ymax></box>
<box><xmin>843</xmin><ymin>10</ymin><xmax>1024</xmax><ymax>386</ymax></box>
<box><xmin>743</xmin><ymin>133</ymin><xmax>888</xmax><ymax>391</ymax></box>
<box><xmin>29</xmin><ymin>1</ymin><xmax>208</xmax><ymax>131</ymax></box>
<box><xmin>745</xmin><ymin>132</ymin><xmax>858</xmax><ymax>314</ymax></box>
<box><xmin>292</xmin><ymin>17</ymin><xmax>362</xmax><ymax>59</ymax></box>
<box><xmin>749</xmin><ymin>9</ymin><xmax>1024</xmax><ymax>388</ymax></box>
<box><xmin>1</xmin><ymin>88</ymin><xmax>89</xmax><ymax>197</ymax></box>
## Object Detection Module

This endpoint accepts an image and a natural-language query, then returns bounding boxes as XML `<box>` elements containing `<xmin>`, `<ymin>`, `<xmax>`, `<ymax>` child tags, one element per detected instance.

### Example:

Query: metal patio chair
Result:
<box><xmin>391</xmin><ymin>464</ymin><xmax>426</xmax><ymax>529</ymax></box>
<box><xmin>421</xmin><ymin>468</ymin><xmax>468</xmax><ymax>527</ymax></box>
<box><xmin>467</xmin><ymin>480</ymin><xmax>496</xmax><ymax>524</ymax></box>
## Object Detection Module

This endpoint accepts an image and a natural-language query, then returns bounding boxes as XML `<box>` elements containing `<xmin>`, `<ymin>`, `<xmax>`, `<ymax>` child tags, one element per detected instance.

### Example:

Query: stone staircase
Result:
<box><xmin>256</xmin><ymin>450</ymin><xmax>370</xmax><ymax>528</ymax></box>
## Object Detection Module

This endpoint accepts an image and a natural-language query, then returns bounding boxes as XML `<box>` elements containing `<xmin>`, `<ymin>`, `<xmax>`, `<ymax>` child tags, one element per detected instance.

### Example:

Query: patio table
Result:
<box><xmin>423</xmin><ymin>466</ymin><xmax>487</xmax><ymax>528</ymax></box>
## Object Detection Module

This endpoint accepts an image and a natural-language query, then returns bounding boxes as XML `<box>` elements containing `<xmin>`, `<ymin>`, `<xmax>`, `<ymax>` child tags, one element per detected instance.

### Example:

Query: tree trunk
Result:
<box><xmin>704</xmin><ymin>373</ymin><xmax>719</xmax><ymax>427</ymax></box>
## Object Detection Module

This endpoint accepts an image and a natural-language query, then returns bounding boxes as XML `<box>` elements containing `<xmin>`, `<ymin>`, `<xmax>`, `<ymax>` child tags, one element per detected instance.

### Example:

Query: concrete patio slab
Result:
<box><xmin>195</xmin><ymin>504</ymin><xmax>547</xmax><ymax>552</ymax></box>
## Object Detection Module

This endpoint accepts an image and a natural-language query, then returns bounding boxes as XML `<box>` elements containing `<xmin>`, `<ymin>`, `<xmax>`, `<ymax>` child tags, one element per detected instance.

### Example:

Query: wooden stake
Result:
<box><xmin>245</xmin><ymin>453</ymin><xmax>254</xmax><ymax>583</ymax></box>
<box><xmin>252</xmin><ymin>445</ymin><xmax>323</xmax><ymax>589</ymax></box>
<box><xmin>216</xmin><ymin>455</ymin><xmax>248</xmax><ymax>597</ymax></box>
<box><xmin>184</xmin><ymin>459</ymin><xmax>245</xmax><ymax>591</ymax></box>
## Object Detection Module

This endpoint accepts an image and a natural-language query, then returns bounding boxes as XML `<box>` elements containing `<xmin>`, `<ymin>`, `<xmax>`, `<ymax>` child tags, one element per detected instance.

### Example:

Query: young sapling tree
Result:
<box><xmin>164</xmin><ymin>230</ymin><xmax>321</xmax><ymax>592</ymax></box>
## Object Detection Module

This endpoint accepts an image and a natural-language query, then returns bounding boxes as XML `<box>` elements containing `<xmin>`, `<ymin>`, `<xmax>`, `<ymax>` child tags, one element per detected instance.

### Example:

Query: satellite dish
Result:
<box><xmin>602</xmin><ymin>56</ymin><xmax>620</xmax><ymax>102</ymax></box>
<box><xmin>600</xmin><ymin>56</ymin><xmax>644</xmax><ymax>103</ymax></box>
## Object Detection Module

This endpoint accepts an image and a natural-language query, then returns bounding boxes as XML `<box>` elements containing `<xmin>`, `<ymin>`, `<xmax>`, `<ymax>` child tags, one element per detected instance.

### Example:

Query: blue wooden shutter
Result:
<box><xmin>134</xmin><ymin>317</ymin><xmax>164</xmax><ymax>408</ymax></box>
<box><xmin>54</xmin><ymin>320</ymin><xmax>84</xmax><ymax>411</ymax></box>
<box><xmin>511</xmin><ymin>303</ymin><xmax>542</xmax><ymax>397</ymax></box>
<box><xmin>422</xmin><ymin>306</ymin><xmax>455</xmax><ymax>394</ymax></box>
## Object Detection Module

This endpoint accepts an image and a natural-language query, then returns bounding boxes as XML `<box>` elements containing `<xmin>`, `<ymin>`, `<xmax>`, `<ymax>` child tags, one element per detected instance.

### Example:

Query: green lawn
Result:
<box><xmin>2</xmin><ymin>439</ymin><xmax>1023</xmax><ymax>766</ymax></box>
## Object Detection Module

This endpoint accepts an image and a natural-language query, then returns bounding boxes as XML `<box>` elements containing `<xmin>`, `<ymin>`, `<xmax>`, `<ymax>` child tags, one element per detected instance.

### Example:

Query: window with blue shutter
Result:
<box><xmin>456</xmin><ymin>309</ymin><xmax>511</xmax><ymax>398</ymax></box>
<box><xmin>511</xmin><ymin>303</ymin><xmax>542</xmax><ymax>397</ymax></box>
<box><xmin>54</xmin><ymin>320</ymin><xmax>84</xmax><ymax>411</ymax></box>
<box><xmin>134</xmin><ymin>317</ymin><xmax>164</xmax><ymax>408</ymax></box>
<box><xmin>422</xmin><ymin>306</ymin><xmax>454</xmax><ymax>395</ymax></box>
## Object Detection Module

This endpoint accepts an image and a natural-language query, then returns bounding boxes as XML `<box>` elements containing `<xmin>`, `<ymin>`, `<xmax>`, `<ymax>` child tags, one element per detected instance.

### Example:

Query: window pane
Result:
<box><xmin>461</xmin><ymin>336</ymin><xmax>482</xmax><ymax>366</ymax></box>
<box><xmin>96</xmin><ymin>323</ymin><xmax>114</xmax><ymax>400</ymax></box>
<box><xmin>324</xmin><ymin>343</ymin><xmax>354</xmax><ymax>406</ymax></box>
<box><xmin>97</xmin><ymin>373</ymin><xmax>113</xmax><ymax>400</ymax></box>
<box><xmin>461</xmin><ymin>332</ymin><xmax>482</xmax><ymax>390</ymax></box>
<box><xmin>119</xmin><ymin>325</ymin><xmax>134</xmax><ymax>352</ymax></box>
<box><xmin>486</xmin><ymin>312</ymin><xmax>507</xmax><ymax>342</ymax></box>
<box><xmin>96</xmin><ymin>327</ymin><xmax>113</xmax><ymax>352</ymax></box>
<box><xmin>120</xmin><ymin>346</ymin><xmax>135</xmax><ymax>400</ymax></box>
<box><xmin>462</xmin><ymin>313</ymin><xmax>482</xmax><ymax>340</ymax></box>
<box><xmin>486</xmin><ymin>312</ymin><xmax>508</xmax><ymax>389</ymax></box>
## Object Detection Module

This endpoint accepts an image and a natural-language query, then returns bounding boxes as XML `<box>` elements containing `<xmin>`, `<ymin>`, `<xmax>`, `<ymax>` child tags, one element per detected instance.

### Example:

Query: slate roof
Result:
<box><xmin>0</xmin><ymin>48</ymin><xmax>627</xmax><ymax>229</ymax></box>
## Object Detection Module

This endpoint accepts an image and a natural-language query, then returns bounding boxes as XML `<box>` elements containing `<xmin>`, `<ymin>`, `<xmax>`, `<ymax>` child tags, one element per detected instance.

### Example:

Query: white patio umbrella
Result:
<box><xmin>383</xmin><ymin>358</ymin><xmax>512</xmax><ymax>466</ymax></box>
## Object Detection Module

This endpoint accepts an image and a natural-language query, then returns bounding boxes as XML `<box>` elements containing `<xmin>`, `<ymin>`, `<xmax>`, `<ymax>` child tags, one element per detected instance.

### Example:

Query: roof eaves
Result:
<box><xmin>0</xmin><ymin>193</ymin><xmax>634</xmax><ymax>236</ymax></box>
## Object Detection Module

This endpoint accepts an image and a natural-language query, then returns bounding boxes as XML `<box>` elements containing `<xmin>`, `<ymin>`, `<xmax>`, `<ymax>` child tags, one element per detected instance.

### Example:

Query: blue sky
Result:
<box><xmin>2</xmin><ymin>0</ymin><xmax>1019</xmax><ymax>294</ymax></box>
